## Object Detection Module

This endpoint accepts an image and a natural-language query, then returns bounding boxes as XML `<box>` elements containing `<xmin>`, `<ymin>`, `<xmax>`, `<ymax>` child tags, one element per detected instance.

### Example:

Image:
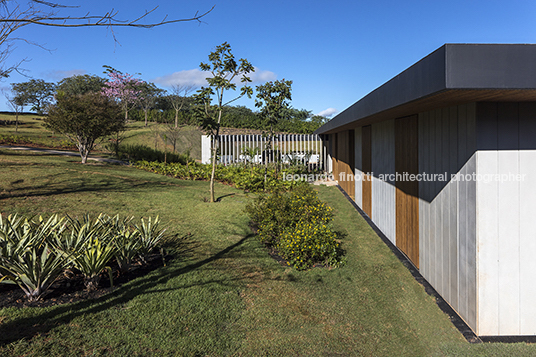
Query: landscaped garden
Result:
<box><xmin>1</xmin><ymin>146</ymin><xmax>535</xmax><ymax>356</ymax></box>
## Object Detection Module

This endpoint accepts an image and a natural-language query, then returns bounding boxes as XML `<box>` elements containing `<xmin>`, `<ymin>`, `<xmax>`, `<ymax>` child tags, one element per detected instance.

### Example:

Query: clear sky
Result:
<box><xmin>2</xmin><ymin>0</ymin><xmax>536</xmax><ymax>117</ymax></box>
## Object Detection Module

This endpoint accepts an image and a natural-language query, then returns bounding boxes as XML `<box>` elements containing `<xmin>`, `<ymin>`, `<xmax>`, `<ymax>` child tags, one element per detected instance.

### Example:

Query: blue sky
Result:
<box><xmin>2</xmin><ymin>0</ymin><xmax>536</xmax><ymax>117</ymax></box>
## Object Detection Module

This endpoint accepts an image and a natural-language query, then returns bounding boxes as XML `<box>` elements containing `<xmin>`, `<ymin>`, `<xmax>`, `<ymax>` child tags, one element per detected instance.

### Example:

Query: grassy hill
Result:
<box><xmin>0</xmin><ymin>114</ymin><xmax>203</xmax><ymax>160</ymax></box>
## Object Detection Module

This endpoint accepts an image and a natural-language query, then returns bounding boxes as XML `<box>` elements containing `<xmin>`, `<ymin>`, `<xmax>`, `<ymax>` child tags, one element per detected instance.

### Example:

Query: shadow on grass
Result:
<box><xmin>0</xmin><ymin>168</ymin><xmax>195</xmax><ymax>201</ymax></box>
<box><xmin>216</xmin><ymin>193</ymin><xmax>236</xmax><ymax>202</ymax></box>
<box><xmin>0</xmin><ymin>232</ymin><xmax>256</xmax><ymax>345</ymax></box>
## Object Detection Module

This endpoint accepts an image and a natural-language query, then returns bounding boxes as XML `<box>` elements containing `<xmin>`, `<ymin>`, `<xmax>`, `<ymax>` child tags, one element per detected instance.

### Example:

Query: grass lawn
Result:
<box><xmin>0</xmin><ymin>115</ymin><xmax>203</xmax><ymax>160</ymax></box>
<box><xmin>0</xmin><ymin>150</ymin><xmax>534</xmax><ymax>356</ymax></box>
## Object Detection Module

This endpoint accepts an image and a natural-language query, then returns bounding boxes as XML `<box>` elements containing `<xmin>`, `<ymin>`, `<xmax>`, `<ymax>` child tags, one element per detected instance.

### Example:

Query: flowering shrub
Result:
<box><xmin>277</xmin><ymin>221</ymin><xmax>341</xmax><ymax>270</ymax></box>
<box><xmin>245</xmin><ymin>184</ymin><xmax>344</xmax><ymax>270</ymax></box>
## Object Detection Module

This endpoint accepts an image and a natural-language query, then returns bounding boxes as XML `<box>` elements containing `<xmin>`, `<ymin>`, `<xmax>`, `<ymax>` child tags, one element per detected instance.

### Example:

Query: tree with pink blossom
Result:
<box><xmin>102</xmin><ymin>65</ymin><xmax>143</xmax><ymax>121</ymax></box>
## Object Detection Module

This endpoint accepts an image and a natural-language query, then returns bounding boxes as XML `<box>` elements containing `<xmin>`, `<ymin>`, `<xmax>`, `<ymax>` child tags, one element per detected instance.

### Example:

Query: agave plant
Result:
<box><xmin>104</xmin><ymin>214</ymin><xmax>140</xmax><ymax>273</ymax></box>
<box><xmin>0</xmin><ymin>214</ymin><xmax>70</xmax><ymax>302</ymax></box>
<box><xmin>55</xmin><ymin>216</ymin><xmax>117</xmax><ymax>291</ymax></box>
<box><xmin>135</xmin><ymin>216</ymin><xmax>166</xmax><ymax>264</ymax></box>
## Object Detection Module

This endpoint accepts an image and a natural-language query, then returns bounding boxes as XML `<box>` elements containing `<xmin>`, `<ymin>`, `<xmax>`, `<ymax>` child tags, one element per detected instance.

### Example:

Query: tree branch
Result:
<box><xmin>0</xmin><ymin>5</ymin><xmax>215</xmax><ymax>28</ymax></box>
<box><xmin>0</xmin><ymin>2</ymin><xmax>215</xmax><ymax>77</ymax></box>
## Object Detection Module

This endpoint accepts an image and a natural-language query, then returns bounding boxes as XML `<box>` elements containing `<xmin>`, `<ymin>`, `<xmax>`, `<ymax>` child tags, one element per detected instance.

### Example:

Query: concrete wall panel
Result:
<box><xmin>418</xmin><ymin>104</ymin><xmax>477</xmax><ymax>331</ymax></box>
<box><xmin>371</xmin><ymin>120</ymin><xmax>396</xmax><ymax>244</ymax></box>
<box><xmin>354</xmin><ymin>127</ymin><xmax>363</xmax><ymax>208</ymax></box>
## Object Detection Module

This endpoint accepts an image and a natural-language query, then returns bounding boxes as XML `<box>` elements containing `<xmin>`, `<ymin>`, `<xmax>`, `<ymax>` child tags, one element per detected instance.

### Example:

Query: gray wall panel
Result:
<box><xmin>355</xmin><ymin>127</ymin><xmax>363</xmax><ymax>208</ymax></box>
<box><xmin>371</xmin><ymin>120</ymin><xmax>396</xmax><ymax>242</ymax></box>
<box><xmin>441</xmin><ymin>108</ymin><xmax>450</xmax><ymax>297</ymax></box>
<box><xmin>466</xmin><ymin>156</ymin><xmax>477</xmax><ymax>330</ymax></box>
<box><xmin>449</xmin><ymin>106</ymin><xmax>459</xmax><ymax>307</ymax></box>
<box><xmin>418</xmin><ymin>103</ymin><xmax>477</xmax><ymax>331</ymax></box>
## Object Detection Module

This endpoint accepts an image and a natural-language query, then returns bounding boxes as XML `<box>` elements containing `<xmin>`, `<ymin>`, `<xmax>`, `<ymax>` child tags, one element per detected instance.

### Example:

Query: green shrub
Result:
<box><xmin>245</xmin><ymin>185</ymin><xmax>344</xmax><ymax>270</ymax></box>
<box><xmin>135</xmin><ymin>160</ymin><xmax>305</xmax><ymax>193</ymax></box>
<box><xmin>110</xmin><ymin>143</ymin><xmax>191</xmax><ymax>164</ymax></box>
<box><xmin>0</xmin><ymin>134</ymin><xmax>33</xmax><ymax>145</ymax></box>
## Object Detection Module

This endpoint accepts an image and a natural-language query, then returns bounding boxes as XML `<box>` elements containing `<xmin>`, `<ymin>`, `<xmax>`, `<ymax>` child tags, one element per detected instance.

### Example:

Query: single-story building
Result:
<box><xmin>315</xmin><ymin>44</ymin><xmax>536</xmax><ymax>337</ymax></box>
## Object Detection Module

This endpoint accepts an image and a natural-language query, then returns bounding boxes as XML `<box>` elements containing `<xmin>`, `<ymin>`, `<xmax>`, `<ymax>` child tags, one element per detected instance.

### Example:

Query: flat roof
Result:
<box><xmin>315</xmin><ymin>44</ymin><xmax>536</xmax><ymax>134</ymax></box>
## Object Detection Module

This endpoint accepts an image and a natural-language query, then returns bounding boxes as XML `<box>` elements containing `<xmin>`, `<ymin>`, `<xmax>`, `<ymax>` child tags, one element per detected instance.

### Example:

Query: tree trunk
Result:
<box><xmin>78</xmin><ymin>139</ymin><xmax>91</xmax><ymax>164</ymax></box>
<box><xmin>210</xmin><ymin>137</ymin><xmax>218</xmax><ymax>203</ymax></box>
<box><xmin>144</xmin><ymin>109</ymin><xmax>148</xmax><ymax>126</ymax></box>
<box><xmin>209</xmin><ymin>103</ymin><xmax>223</xmax><ymax>203</ymax></box>
<box><xmin>81</xmin><ymin>149</ymin><xmax>88</xmax><ymax>164</ymax></box>
<box><xmin>175</xmin><ymin>109</ymin><xmax>179</xmax><ymax>128</ymax></box>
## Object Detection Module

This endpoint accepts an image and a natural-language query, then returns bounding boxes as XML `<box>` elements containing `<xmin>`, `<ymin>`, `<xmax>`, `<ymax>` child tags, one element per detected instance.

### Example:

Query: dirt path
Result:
<box><xmin>0</xmin><ymin>145</ymin><xmax>127</xmax><ymax>165</ymax></box>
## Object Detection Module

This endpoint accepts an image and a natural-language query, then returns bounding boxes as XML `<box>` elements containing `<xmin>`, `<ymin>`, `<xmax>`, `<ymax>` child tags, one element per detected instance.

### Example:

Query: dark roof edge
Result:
<box><xmin>316</xmin><ymin>44</ymin><xmax>536</xmax><ymax>134</ymax></box>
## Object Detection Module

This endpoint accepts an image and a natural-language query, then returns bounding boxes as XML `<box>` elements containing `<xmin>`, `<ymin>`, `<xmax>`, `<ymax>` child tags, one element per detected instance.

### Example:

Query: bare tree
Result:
<box><xmin>0</xmin><ymin>1</ymin><xmax>214</xmax><ymax>77</ymax></box>
<box><xmin>164</xmin><ymin>123</ymin><xmax>183</xmax><ymax>153</ymax></box>
<box><xmin>169</xmin><ymin>84</ymin><xmax>195</xmax><ymax>128</ymax></box>
<box><xmin>3</xmin><ymin>88</ymin><xmax>23</xmax><ymax>131</ymax></box>
<box><xmin>139</xmin><ymin>82</ymin><xmax>165</xmax><ymax>126</ymax></box>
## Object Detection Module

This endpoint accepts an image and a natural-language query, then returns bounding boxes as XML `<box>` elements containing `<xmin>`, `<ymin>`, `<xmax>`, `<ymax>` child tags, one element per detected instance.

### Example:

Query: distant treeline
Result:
<box><xmin>7</xmin><ymin>75</ymin><xmax>329</xmax><ymax>134</ymax></box>
<box><xmin>127</xmin><ymin>97</ymin><xmax>326</xmax><ymax>134</ymax></box>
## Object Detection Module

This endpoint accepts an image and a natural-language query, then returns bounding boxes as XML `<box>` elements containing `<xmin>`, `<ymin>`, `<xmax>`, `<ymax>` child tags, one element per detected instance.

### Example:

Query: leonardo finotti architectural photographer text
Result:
<box><xmin>283</xmin><ymin>172</ymin><xmax>526</xmax><ymax>183</ymax></box>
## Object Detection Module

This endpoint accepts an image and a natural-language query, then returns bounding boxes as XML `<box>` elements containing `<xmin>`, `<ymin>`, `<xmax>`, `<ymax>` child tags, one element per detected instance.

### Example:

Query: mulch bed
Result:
<box><xmin>0</xmin><ymin>254</ymin><xmax>169</xmax><ymax>309</ymax></box>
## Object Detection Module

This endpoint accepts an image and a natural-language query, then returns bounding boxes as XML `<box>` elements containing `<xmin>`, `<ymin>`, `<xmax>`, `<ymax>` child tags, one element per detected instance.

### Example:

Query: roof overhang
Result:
<box><xmin>315</xmin><ymin>44</ymin><xmax>536</xmax><ymax>135</ymax></box>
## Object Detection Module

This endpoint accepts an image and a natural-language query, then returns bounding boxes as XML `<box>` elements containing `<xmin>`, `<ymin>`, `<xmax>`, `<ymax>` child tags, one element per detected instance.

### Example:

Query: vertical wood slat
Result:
<box><xmin>395</xmin><ymin>115</ymin><xmax>419</xmax><ymax>268</ymax></box>
<box><xmin>362</xmin><ymin>125</ymin><xmax>372</xmax><ymax>217</ymax></box>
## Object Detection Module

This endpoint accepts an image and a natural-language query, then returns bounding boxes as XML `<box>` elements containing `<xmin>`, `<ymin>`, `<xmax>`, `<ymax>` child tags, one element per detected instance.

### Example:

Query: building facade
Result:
<box><xmin>316</xmin><ymin>44</ymin><xmax>536</xmax><ymax>336</ymax></box>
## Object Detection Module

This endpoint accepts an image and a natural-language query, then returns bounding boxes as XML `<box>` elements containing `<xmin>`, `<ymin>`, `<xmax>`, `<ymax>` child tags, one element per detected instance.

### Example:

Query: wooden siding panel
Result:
<box><xmin>395</xmin><ymin>115</ymin><xmax>419</xmax><ymax>268</ymax></box>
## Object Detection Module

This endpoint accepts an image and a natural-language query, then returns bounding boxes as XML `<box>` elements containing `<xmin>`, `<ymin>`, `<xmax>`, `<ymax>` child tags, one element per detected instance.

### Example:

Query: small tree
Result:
<box><xmin>139</xmin><ymin>82</ymin><xmax>165</xmax><ymax>126</ymax></box>
<box><xmin>57</xmin><ymin>74</ymin><xmax>107</xmax><ymax>96</ymax></box>
<box><xmin>169</xmin><ymin>84</ymin><xmax>195</xmax><ymax>128</ymax></box>
<box><xmin>102</xmin><ymin>66</ymin><xmax>143</xmax><ymax>121</ymax></box>
<box><xmin>45</xmin><ymin>92</ymin><xmax>123</xmax><ymax>163</ymax></box>
<box><xmin>4</xmin><ymin>90</ymin><xmax>24</xmax><ymax>132</ymax></box>
<box><xmin>255</xmin><ymin>79</ymin><xmax>293</xmax><ymax>181</ymax></box>
<box><xmin>11</xmin><ymin>79</ymin><xmax>55</xmax><ymax>114</ymax></box>
<box><xmin>194</xmin><ymin>42</ymin><xmax>254</xmax><ymax>203</ymax></box>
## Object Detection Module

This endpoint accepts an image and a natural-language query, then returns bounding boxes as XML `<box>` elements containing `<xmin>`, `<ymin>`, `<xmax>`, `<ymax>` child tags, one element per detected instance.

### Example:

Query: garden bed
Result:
<box><xmin>0</xmin><ymin>253</ymin><xmax>168</xmax><ymax>308</ymax></box>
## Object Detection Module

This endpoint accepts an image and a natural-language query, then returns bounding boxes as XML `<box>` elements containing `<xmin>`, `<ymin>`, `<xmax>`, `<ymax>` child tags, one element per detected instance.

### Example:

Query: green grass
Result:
<box><xmin>0</xmin><ymin>114</ymin><xmax>69</xmax><ymax>148</ymax></box>
<box><xmin>0</xmin><ymin>114</ymin><xmax>203</xmax><ymax>160</ymax></box>
<box><xmin>120</xmin><ymin>121</ymin><xmax>203</xmax><ymax>160</ymax></box>
<box><xmin>0</xmin><ymin>150</ymin><xmax>535</xmax><ymax>356</ymax></box>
